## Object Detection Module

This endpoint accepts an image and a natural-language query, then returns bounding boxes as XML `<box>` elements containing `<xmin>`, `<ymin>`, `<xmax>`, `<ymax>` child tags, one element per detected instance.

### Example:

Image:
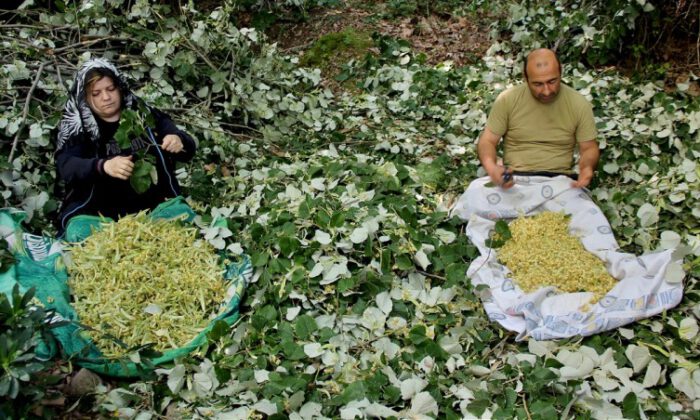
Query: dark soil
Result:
<box><xmin>263</xmin><ymin>1</ymin><xmax>492</xmax><ymax>68</ymax></box>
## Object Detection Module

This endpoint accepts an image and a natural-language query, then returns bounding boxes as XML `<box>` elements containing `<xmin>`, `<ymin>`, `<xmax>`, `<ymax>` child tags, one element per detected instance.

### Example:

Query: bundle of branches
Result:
<box><xmin>0</xmin><ymin>0</ymin><xmax>327</xmax><ymax>231</ymax></box>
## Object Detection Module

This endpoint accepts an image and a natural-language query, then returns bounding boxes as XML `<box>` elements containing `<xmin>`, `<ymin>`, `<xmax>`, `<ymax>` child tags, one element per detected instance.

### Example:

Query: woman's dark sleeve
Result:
<box><xmin>55</xmin><ymin>135</ymin><xmax>101</xmax><ymax>185</ymax></box>
<box><xmin>151</xmin><ymin>107</ymin><xmax>197</xmax><ymax>163</ymax></box>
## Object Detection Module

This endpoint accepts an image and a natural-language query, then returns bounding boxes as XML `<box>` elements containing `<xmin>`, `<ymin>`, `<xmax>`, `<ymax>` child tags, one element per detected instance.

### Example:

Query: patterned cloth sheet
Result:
<box><xmin>451</xmin><ymin>175</ymin><xmax>684</xmax><ymax>340</ymax></box>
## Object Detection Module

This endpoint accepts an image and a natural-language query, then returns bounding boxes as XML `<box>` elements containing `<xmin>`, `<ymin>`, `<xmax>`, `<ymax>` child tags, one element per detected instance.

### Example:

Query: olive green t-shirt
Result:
<box><xmin>486</xmin><ymin>83</ymin><xmax>597</xmax><ymax>173</ymax></box>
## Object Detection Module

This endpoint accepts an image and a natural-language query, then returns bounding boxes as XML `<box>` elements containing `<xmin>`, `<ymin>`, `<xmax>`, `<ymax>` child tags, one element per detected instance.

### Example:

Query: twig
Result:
<box><xmin>481</xmin><ymin>334</ymin><xmax>510</xmax><ymax>359</ymax></box>
<box><xmin>560</xmin><ymin>390</ymin><xmax>580</xmax><ymax>420</ymax></box>
<box><xmin>175</xmin><ymin>119</ymin><xmax>260</xmax><ymax>140</ymax></box>
<box><xmin>57</xmin><ymin>55</ymin><xmax>77</xmax><ymax>70</ymax></box>
<box><xmin>227</xmin><ymin>52</ymin><xmax>236</xmax><ymax>85</ymax></box>
<box><xmin>9</xmin><ymin>62</ymin><xmax>45</xmax><ymax>163</ymax></box>
<box><xmin>52</xmin><ymin>58</ymin><xmax>66</xmax><ymax>92</ymax></box>
<box><xmin>417</xmin><ymin>270</ymin><xmax>446</xmax><ymax>281</ymax></box>
<box><xmin>182</xmin><ymin>37</ymin><xmax>218</xmax><ymax>72</ymax></box>
<box><xmin>72</xmin><ymin>6</ymin><xmax>81</xmax><ymax>47</ymax></box>
<box><xmin>0</xmin><ymin>34</ymin><xmax>36</xmax><ymax>49</ymax></box>
<box><xmin>217</xmin><ymin>121</ymin><xmax>263</xmax><ymax>134</ymax></box>
<box><xmin>51</xmin><ymin>36</ymin><xmax>132</xmax><ymax>54</ymax></box>
<box><xmin>1</xmin><ymin>24</ymin><xmax>48</xmax><ymax>29</ymax></box>
<box><xmin>522</xmin><ymin>392</ymin><xmax>532</xmax><ymax>420</ymax></box>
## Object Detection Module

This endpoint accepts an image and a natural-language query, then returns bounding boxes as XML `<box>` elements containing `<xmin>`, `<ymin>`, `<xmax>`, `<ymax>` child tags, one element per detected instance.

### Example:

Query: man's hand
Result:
<box><xmin>478</xmin><ymin>127</ymin><xmax>514</xmax><ymax>189</ymax></box>
<box><xmin>571</xmin><ymin>166</ymin><xmax>594</xmax><ymax>188</ymax></box>
<box><xmin>486</xmin><ymin>163</ymin><xmax>515</xmax><ymax>189</ymax></box>
<box><xmin>571</xmin><ymin>140</ymin><xmax>600</xmax><ymax>189</ymax></box>
<box><xmin>104</xmin><ymin>155</ymin><xmax>134</xmax><ymax>180</ymax></box>
<box><xmin>161</xmin><ymin>134</ymin><xmax>184</xmax><ymax>153</ymax></box>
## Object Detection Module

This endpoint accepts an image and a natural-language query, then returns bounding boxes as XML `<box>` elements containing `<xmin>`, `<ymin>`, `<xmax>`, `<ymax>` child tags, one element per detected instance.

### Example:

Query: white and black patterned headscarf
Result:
<box><xmin>55</xmin><ymin>58</ymin><xmax>136</xmax><ymax>151</ymax></box>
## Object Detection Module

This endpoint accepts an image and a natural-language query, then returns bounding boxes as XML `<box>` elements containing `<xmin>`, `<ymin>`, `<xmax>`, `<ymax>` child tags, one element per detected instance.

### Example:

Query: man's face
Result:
<box><xmin>526</xmin><ymin>64</ymin><xmax>561</xmax><ymax>104</ymax></box>
<box><xmin>86</xmin><ymin>76</ymin><xmax>121</xmax><ymax>122</ymax></box>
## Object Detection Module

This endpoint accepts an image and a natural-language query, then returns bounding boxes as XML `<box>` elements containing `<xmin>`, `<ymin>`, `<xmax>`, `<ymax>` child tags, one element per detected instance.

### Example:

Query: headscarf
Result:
<box><xmin>56</xmin><ymin>58</ymin><xmax>137</xmax><ymax>152</ymax></box>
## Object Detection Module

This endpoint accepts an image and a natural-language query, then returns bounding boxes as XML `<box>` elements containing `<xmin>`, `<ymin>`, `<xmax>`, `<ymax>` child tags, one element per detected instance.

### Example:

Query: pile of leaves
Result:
<box><xmin>0</xmin><ymin>0</ymin><xmax>698</xmax><ymax>418</ymax></box>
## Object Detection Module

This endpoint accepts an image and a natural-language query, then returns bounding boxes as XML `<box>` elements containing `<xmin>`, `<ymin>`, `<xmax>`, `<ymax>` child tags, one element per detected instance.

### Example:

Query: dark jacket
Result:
<box><xmin>55</xmin><ymin>107</ymin><xmax>196</xmax><ymax>231</ymax></box>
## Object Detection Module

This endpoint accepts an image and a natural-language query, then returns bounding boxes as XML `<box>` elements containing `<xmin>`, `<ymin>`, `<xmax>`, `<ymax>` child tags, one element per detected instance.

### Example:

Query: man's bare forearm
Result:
<box><xmin>477</xmin><ymin>128</ymin><xmax>513</xmax><ymax>188</ymax></box>
<box><xmin>477</xmin><ymin>128</ymin><xmax>502</xmax><ymax>172</ymax></box>
<box><xmin>572</xmin><ymin>140</ymin><xmax>600</xmax><ymax>188</ymax></box>
<box><xmin>477</xmin><ymin>138</ymin><xmax>499</xmax><ymax>172</ymax></box>
<box><xmin>578</xmin><ymin>141</ymin><xmax>599</xmax><ymax>172</ymax></box>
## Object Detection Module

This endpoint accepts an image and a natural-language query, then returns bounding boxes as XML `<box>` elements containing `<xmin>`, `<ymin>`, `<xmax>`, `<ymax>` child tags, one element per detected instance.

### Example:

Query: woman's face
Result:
<box><xmin>86</xmin><ymin>76</ymin><xmax>121</xmax><ymax>122</ymax></box>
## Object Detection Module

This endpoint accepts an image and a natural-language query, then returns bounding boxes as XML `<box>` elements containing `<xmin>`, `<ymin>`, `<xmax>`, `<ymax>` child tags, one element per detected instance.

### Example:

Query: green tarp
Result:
<box><xmin>0</xmin><ymin>197</ymin><xmax>250</xmax><ymax>377</ymax></box>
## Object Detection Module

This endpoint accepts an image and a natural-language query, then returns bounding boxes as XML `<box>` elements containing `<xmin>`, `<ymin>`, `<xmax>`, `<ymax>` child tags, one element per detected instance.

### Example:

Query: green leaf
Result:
<box><xmin>207</xmin><ymin>320</ymin><xmax>230</xmax><ymax>342</ymax></box>
<box><xmin>0</xmin><ymin>376</ymin><xmax>18</xmax><ymax>399</ymax></box>
<box><xmin>486</xmin><ymin>219</ymin><xmax>511</xmax><ymax>249</ymax></box>
<box><xmin>445</xmin><ymin>263</ymin><xmax>468</xmax><ymax>285</ymax></box>
<box><xmin>504</xmin><ymin>387</ymin><xmax>517</xmax><ymax>409</ymax></box>
<box><xmin>622</xmin><ymin>392</ymin><xmax>641</xmax><ymax>420</ymax></box>
<box><xmin>130</xmin><ymin>159</ymin><xmax>155</xmax><ymax>194</ymax></box>
<box><xmin>395</xmin><ymin>254</ymin><xmax>413</xmax><ymax>270</ymax></box>
<box><xmin>419</xmin><ymin>340</ymin><xmax>449</xmax><ymax>361</ymax></box>
<box><xmin>294</xmin><ymin>315</ymin><xmax>318</xmax><ymax>340</ymax></box>
<box><xmin>278</xmin><ymin>236</ymin><xmax>300</xmax><ymax>257</ymax></box>
<box><xmin>494</xmin><ymin>220</ymin><xmax>511</xmax><ymax>240</ymax></box>
<box><xmin>251</xmin><ymin>252</ymin><xmax>269</xmax><ymax>267</ymax></box>
<box><xmin>0</xmin><ymin>239</ymin><xmax>16</xmax><ymax>274</ymax></box>
<box><xmin>531</xmin><ymin>366</ymin><xmax>557</xmax><ymax>381</ymax></box>
<box><xmin>330</xmin><ymin>211</ymin><xmax>346</xmax><ymax>228</ymax></box>
<box><xmin>281</xmin><ymin>341</ymin><xmax>306</xmax><ymax>360</ymax></box>
<box><xmin>529</xmin><ymin>400</ymin><xmax>557</xmax><ymax>418</ymax></box>
<box><xmin>337</xmin><ymin>380</ymin><xmax>367</xmax><ymax>404</ymax></box>
<box><xmin>251</xmin><ymin>305</ymin><xmax>277</xmax><ymax>330</ymax></box>
<box><xmin>337</xmin><ymin>276</ymin><xmax>356</xmax><ymax>293</ymax></box>
<box><xmin>18</xmin><ymin>286</ymin><xmax>36</xmax><ymax>310</ymax></box>
<box><xmin>113</xmin><ymin>121</ymin><xmax>133</xmax><ymax>150</ymax></box>
<box><xmin>467</xmin><ymin>398</ymin><xmax>491</xmax><ymax>417</ymax></box>
<box><xmin>409</xmin><ymin>325</ymin><xmax>428</xmax><ymax>345</ymax></box>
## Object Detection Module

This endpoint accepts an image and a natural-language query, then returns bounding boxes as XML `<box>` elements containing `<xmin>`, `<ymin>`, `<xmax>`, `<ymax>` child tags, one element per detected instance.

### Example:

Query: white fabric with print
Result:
<box><xmin>451</xmin><ymin>175</ymin><xmax>684</xmax><ymax>340</ymax></box>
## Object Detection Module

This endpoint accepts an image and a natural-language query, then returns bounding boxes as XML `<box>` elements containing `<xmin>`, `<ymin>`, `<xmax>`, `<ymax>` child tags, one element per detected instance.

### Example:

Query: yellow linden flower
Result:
<box><xmin>498</xmin><ymin>211</ymin><xmax>617</xmax><ymax>304</ymax></box>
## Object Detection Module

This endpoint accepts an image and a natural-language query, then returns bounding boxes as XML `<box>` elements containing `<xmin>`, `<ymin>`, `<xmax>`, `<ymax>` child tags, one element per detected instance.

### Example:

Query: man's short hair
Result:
<box><xmin>523</xmin><ymin>52</ymin><xmax>562</xmax><ymax>80</ymax></box>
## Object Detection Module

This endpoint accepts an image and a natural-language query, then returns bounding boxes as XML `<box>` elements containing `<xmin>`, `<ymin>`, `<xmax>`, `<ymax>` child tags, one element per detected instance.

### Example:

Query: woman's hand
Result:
<box><xmin>161</xmin><ymin>134</ymin><xmax>184</xmax><ymax>153</ymax></box>
<box><xmin>104</xmin><ymin>155</ymin><xmax>134</xmax><ymax>180</ymax></box>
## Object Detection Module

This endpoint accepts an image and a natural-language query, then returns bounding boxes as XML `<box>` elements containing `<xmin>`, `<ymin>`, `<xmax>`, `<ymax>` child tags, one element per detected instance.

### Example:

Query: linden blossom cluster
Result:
<box><xmin>67</xmin><ymin>213</ymin><xmax>226</xmax><ymax>357</ymax></box>
<box><xmin>498</xmin><ymin>211</ymin><xmax>617</xmax><ymax>304</ymax></box>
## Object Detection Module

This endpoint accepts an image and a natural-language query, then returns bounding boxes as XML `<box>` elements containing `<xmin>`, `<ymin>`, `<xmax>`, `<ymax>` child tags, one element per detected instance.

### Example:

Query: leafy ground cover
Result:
<box><xmin>1</xmin><ymin>0</ymin><xmax>699</xmax><ymax>418</ymax></box>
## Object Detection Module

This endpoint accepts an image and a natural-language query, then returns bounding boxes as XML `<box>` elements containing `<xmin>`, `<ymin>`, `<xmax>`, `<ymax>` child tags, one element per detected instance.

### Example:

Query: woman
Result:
<box><xmin>55</xmin><ymin>58</ymin><xmax>196</xmax><ymax>233</ymax></box>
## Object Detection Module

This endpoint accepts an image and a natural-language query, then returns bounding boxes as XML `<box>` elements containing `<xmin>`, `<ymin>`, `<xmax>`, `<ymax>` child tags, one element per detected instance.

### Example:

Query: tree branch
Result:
<box><xmin>9</xmin><ymin>62</ymin><xmax>45</xmax><ymax>163</ymax></box>
<box><xmin>522</xmin><ymin>392</ymin><xmax>532</xmax><ymax>420</ymax></box>
<box><xmin>178</xmin><ymin>119</ymin><xmax>260</xmax><ymax>140</ymax></box>
<box><xmin>50</xmin><ymin>36</ymin><xmax>134</xmax><ymax>54</ymax></box>
<box><xmin>52</xmin><ymin>58</ymin><xmax>66</xmax><ymax>92</ymax></box>
<box><xmin>182</xmin><ymin>37</ymin><xmax>218</xmax><ymax>72</ymax></box>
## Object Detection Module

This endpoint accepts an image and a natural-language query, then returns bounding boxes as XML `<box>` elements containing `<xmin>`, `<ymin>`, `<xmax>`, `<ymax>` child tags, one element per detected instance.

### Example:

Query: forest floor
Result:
<box><xmin>264</xmin><ymin>2</ymin><xmax>493</xmax><ymax>68</ymax></box>
<box><xmin>253</xmin><ymin>0</ymin><xmax>700</xmax><ymax>95</ymax></box>
<box><xmin>0</xmin><ymin>0</ymin><xmax>700</xmax><ymax>419</ymax></box>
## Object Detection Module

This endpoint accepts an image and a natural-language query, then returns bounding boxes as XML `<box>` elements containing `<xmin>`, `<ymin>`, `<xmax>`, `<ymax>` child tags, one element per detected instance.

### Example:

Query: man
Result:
<box><xmin>477</xmin><ymin>48</ymin><xmax>599</xmax><ymax>189</ymax></box>
<box><xmin>452</xmin><ymin>49</ymin><xmax>681</xmax><ymax>342</ymax></box>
